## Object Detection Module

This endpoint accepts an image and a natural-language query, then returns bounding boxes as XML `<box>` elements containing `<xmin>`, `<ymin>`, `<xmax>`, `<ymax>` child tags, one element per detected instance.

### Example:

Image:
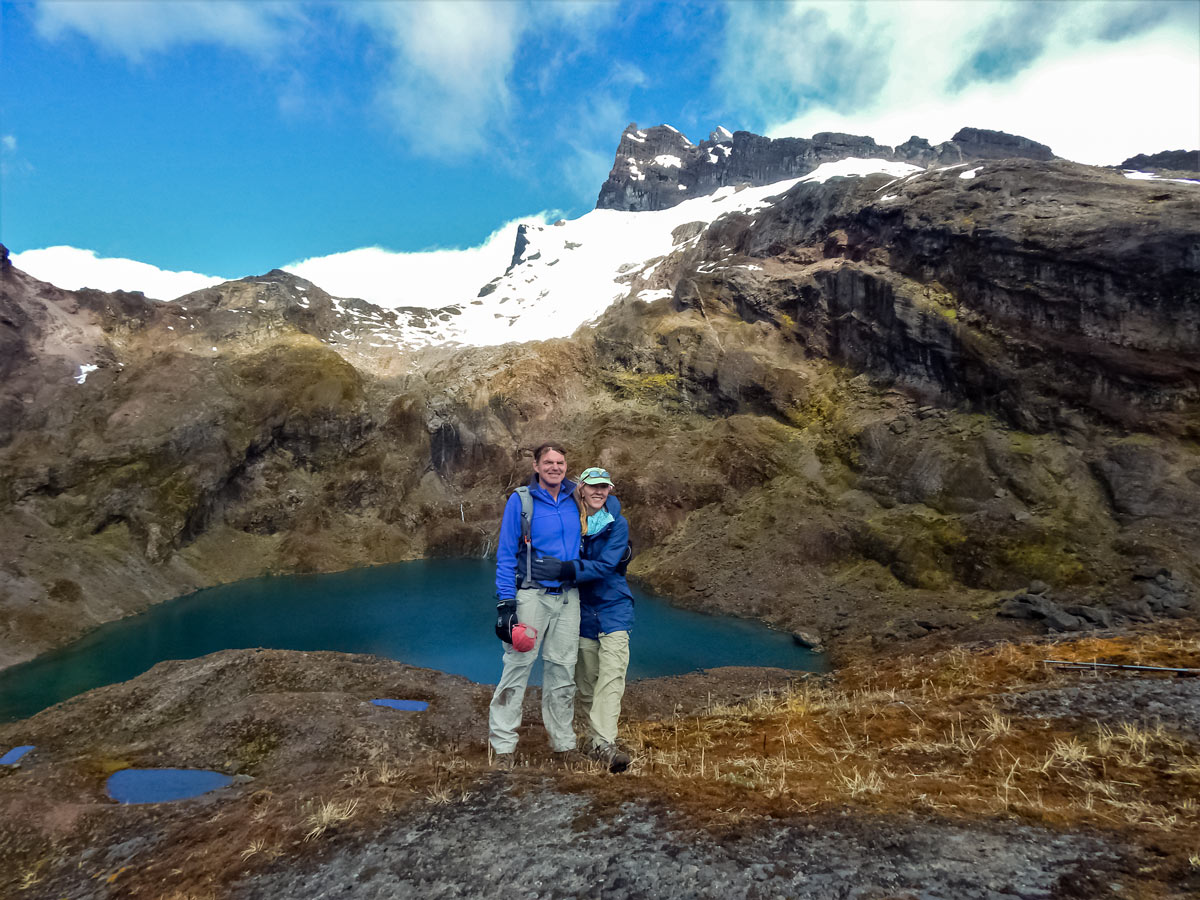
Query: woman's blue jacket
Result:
<box><xmin>573</xmin><ymin>494</ymin><xmax>635</xmax><ymax>639</ymax></box>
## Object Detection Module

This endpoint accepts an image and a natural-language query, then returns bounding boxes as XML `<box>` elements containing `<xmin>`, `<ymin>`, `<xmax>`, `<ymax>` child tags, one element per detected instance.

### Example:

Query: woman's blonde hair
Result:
<box><xmin>573</xmin><ymin>481</ymin><xmax>587</xmax><ymax>533</ymax></box>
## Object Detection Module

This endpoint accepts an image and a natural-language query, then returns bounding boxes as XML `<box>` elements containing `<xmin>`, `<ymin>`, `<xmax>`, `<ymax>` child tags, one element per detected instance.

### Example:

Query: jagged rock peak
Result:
<box><xmin>597</xmin><ymin>123</ymin><xmax>1058</xmax><ymax>212</ymax></box>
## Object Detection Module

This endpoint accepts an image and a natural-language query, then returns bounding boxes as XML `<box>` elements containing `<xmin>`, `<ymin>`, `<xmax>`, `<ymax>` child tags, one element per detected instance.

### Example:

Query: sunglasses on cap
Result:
<box><xmin>578</xmin><ymin>467</ymin><xmax>614</xmax><ymax>486</ymax></box>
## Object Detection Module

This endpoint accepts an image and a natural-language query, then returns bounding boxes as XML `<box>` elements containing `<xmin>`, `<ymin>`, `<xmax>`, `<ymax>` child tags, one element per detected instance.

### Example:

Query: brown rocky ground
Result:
<box><xmin>1</xmin><ymin>621</ymin><xmax>1197</xmax><ymax>899</ymax></box>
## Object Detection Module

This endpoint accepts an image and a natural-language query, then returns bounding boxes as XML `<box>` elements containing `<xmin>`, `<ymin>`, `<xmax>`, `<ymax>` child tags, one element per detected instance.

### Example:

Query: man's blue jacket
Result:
<box><xmin>574</xmin><ymin>494</ymin><xmax>635</xmax><ymax>639</ymax></box>
<box><xmin>495</xmin><ymin>476</ymin><xmax>582</xmax><ymax>600</ymax></box>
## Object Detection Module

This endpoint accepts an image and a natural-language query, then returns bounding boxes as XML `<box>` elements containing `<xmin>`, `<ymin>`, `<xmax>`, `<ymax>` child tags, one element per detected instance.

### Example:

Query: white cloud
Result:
<box><xmin>283</xmin><ymin>212</ymin><xmax>560</xmax><ymax>308</ymax></box>
<box><xmin>32</xmin><ymin>0</ymin><xmax>305</xmax><ymax>61</ymax></box>
<box><xmin>342</xmin><ymin>1</ymin><xmax>620</xmax><ymax>155</ymax></box>
<box><xmin>1</xmin><ymin>135</ymin><xmax>16</xmax><ymax>151</ymax></box>
<box><xmin>344</xmin><ymin>1</ymin><xmax>527</xmax><ymax>155</ymax></box>
<box><xmin>725</xmin><ymin>1</ymin><xmax>1200</xmax><ymax>165</ymax></box>
<box><xmin>10</xmin><ymin>246</ymin><xmax>226</xmax><ymax>301</ymax></box>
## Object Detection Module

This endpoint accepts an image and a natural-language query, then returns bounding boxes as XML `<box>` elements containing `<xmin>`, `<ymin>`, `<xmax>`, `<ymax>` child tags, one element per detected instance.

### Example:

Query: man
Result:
<box><xmin>488</xmin><ymin>442</ymin><xmax>583</xmax><ymax>769</ymax></box>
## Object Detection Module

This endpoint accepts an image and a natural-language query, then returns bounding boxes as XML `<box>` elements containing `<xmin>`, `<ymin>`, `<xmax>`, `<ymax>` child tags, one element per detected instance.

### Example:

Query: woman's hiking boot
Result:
<box><xmin>492</xmin><ymin>752</ymin><xmax>515</xmax><ymax>772</ymax></box>
<box><xmin>588</xmin><ymin>742</ymin><xmax>631</xmax><ymax>773</ymax></box>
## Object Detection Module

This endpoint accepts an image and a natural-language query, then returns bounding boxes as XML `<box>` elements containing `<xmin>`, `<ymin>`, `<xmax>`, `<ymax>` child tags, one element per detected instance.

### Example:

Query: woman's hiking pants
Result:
<box><xmin>488</xmin><ymin>587</ymin><xmax>580</xmax><ymax>755</ymax></box>
<box><xmin>575</xmin><ymin>629</ymin><xmax>629</xmax><ymax>749</ymax></box>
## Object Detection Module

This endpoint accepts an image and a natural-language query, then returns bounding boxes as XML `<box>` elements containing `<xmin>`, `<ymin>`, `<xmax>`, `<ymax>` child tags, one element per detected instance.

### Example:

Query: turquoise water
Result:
<box><xmin>0</xmin><ymin>559</ymin><xmax>824</xmax><ymax>722</ymax></box>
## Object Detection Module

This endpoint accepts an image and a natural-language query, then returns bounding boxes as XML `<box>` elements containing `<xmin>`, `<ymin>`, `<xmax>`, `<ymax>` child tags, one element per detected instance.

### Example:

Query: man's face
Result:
<box><xmin>533</xmin><ymin>450</ymin><xmax>567</xmax><ymax>489</ymax></box>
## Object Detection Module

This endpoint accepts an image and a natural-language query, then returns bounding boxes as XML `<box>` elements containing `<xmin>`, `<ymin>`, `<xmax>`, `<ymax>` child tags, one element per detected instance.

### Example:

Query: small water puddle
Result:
<box><xmin>106</xmin><ymin>768</ymin><xmax>234</xmax><ymax>804</ymax></box>
<box><xmin>1</xmin><ymin>745</ymin><xmax>35</xmax><ymax>765</ymax></box>
<box><xmin>371</xmin><ymin>699</ymin><xmax>429</xmax><ymax>711</ymax></box>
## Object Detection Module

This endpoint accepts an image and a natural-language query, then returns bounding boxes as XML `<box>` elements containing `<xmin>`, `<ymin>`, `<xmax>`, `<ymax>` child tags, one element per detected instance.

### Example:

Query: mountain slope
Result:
<box><xmin>0</xmin><ymin>129</ymin><xmax>1198</xmax><ymax>669</ymax></box>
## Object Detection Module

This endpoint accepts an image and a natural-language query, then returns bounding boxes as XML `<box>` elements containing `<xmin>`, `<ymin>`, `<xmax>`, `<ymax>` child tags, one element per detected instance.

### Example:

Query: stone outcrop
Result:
<box><xmin>596</xmin><ymin>123</ymin><xmax>1055</xmax><ymax>212</ymax></box>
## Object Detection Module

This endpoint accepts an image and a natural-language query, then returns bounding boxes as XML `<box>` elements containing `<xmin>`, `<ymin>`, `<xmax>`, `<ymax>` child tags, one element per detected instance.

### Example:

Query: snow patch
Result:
<box><xmin>653</xmin><ymin>155</ymin><xmax>683</xmax><ymax>168</ymax></box>
<box><xmin>1123</xmin><ymin>170</ymin><xmax>1200</xmax><ymax>184</ymax></box>
<box><xmin>636</xmin><ymin>289</ymin><xmax>673</xmax><ymax>302</ymax></box>
<box><xmin>11</xmin><ymin>246</ymin><xmax>226</xmax><ymax>301</ymax></box>
<box><xmin>960</xmin><ymin>167</ymin><xmax>982</xmax><ymax>179</ymax></box>
<box><xmin>74</xmin><ymin>364</ymin><xmax>99</xmax><ymax>385</ymax></box>
<box><xmin>800</xmin><ymin>158</ymin><xmax>923</xmax><ymax>185</ymax></box>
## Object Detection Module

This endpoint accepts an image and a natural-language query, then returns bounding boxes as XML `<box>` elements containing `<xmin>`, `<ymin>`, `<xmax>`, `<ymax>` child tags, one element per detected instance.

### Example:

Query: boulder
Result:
<box><xmin>791</xmin><ymin>631</ymin><xmax>824</xmax><ymax>651</ymax></box>
<box><xmin>1115</xmin><ymin>599</ymin><xmax>1155</xmax><ymax>622</ymax></box>
<box><xmin>1064</xmin><ymin>604</ymin><xmax>1115</xmax><ymax>628</ymax></box>
<box><xmin>998</xmin><ymin>592</ymin><xmax>1085</xmax><ymax>631</ymax></box>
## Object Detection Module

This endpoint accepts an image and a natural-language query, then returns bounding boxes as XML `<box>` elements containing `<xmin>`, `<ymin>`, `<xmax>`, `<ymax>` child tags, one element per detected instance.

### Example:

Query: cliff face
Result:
<box><xmin>596</xmin><ymin>124</ymin><xmax>1055</xmax><ymax>212</ymax></box>
<box><xmin>1</xmin><ymin>151</ymin><xmax>1197</xmax><ymax>668</ymax></box>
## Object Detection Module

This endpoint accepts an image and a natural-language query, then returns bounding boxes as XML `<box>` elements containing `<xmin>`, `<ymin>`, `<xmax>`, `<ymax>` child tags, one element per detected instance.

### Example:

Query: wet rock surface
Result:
<box><xmin>1003</xmin><ymin>676</ymin><xmax>1200</xmax><ymax>734</ymax></box>
<box><xmin>229</xmin><ymin>781</ymin><xmax>1128</xmax><ymax>900</ymax></box>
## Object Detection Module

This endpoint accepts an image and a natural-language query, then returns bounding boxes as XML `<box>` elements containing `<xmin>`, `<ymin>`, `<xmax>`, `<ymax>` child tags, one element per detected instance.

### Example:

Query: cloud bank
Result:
<box><xmin>723</xmin><ymin>0</ymin><xmax>1200</xmax><ymax>165</ymax></box>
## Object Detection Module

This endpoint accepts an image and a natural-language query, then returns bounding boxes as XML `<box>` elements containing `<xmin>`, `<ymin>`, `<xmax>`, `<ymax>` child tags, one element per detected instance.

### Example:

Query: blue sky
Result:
<box><xmin>2</xmin><ymin>0</ymin><xmax>1197</xmax><ymax>288</ymax></box>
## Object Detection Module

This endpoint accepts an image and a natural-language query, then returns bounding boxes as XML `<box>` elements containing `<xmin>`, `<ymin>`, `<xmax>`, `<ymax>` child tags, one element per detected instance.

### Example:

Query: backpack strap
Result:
<box><xmin>514</xmin><ymin>486</ymin><xmax>535</xmax><ymax>589</ymax></box>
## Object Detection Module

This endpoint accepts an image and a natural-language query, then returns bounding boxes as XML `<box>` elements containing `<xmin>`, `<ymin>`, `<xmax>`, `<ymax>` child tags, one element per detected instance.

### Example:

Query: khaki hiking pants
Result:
<box><xmin>488</xmin><ymin>586</ymin><xmax>580</xmax><ymax>755</ymax></box>
<box><xmin>575</xmin><ymin>630</ymin><xmax>629</xmax><ymax>749</ymax></box>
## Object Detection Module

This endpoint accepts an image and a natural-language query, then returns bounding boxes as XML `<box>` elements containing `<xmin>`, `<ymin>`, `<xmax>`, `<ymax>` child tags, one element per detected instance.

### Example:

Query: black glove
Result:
<box><xmin>495</xmin><ymin>599</ymin><xmax>518</xmax><ymax>643</ymax></box>
<box><xmin>532</xmin><ymin>556</ymin><xmax>575</xmax><ymax>583</ymax></box>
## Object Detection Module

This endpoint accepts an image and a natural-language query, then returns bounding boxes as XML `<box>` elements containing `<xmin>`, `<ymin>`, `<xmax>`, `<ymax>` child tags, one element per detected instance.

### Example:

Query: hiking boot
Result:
<box><xmin>493</xmin><ymin>752</ymin><xmax>515</xmax><ymax>772</ymax></box>
<box><xmin>588</xmin><ymin>742</ymin><xmax>631</xmax><ymax>774</ymax></box>
<box><xmin>553</xmin><ymin>749</ymin><xmax>588</xmax><ymax>768</ymax></box>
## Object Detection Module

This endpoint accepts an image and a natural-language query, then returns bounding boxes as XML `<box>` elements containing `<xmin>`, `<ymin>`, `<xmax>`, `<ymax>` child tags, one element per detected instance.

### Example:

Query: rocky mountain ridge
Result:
<box><xmin>1121</xmin><ymin>149</ymin><xmax>1200</xmax><ymax>173</ymax></box>
<box><xmin>0</xmin><ymin>127</ymin><xmax>1198</xmax><ymax>672</ymax></box>
<box><xmin>597</xmin><ymin>123</ymin><xmax>1055</xmax><ymax>212</ymax></box>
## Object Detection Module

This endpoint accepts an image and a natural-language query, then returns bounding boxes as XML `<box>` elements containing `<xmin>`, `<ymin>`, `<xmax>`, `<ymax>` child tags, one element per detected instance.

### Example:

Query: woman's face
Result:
<box><xmin>580</xmin><ymin>482</ymin><xmax>611</xmax><ymax>512</ymax></box>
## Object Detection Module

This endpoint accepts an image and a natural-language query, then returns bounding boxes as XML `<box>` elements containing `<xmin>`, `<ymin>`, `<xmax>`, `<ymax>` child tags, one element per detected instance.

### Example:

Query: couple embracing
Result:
<box><xmin>488</xmin><ymin>442</ymin><xmax>634</xmax><ymax>774</ymax></box>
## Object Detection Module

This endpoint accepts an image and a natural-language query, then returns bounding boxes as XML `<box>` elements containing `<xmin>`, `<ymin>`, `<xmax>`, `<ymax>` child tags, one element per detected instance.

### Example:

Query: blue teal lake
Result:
<box><xmin>0</xmin><ymin>559</ymin><xmax>825</xmax><ymax>722</ymax></box>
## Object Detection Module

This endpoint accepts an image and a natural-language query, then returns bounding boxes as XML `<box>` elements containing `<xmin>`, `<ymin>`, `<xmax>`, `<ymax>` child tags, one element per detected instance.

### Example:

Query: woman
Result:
<box><xmin>570</xmin><ymin>466</ymin><xmax>634</xmax><ymax>773</ymax></box>
<box><xmin>530</xmin><ymin>465</ymin><xmax>634</xmax><ymax>773</ymax></box>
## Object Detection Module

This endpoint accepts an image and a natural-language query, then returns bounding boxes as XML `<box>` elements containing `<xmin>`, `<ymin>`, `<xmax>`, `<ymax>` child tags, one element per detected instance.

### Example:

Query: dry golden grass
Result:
<box><xmin>302</xmin><ymin>797</ymin><xmax>361</xmax><ymax>841</ymax></box>
<box><xmin>620</xmin><ymin>624</ymin><xmax>1200</xmax><ymax>864</ymax></box>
